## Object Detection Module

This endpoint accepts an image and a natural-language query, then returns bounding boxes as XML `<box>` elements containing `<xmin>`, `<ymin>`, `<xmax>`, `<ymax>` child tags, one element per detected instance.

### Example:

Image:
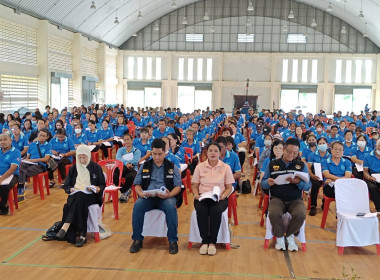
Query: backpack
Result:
<box><xmin>241</xmin><ymin>180</ymin><xmax>252</xmax><ymax>194</ymax></box>
<box><xmin>42</xmin><ymin>221</ymin><xmax>65</xmax><ymax>241</ymax></box>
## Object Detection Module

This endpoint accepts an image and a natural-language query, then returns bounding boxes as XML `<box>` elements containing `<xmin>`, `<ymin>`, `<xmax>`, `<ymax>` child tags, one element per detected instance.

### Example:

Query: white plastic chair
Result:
<box><xmin>335</xmin><ymin>178</ymin><xmax>380</xmax><ymax>255</ymax></box>
<box><xmin>263</xmin><ymin>213</ymin><xmax>306</xmax><ymax>251</ymax></box>
<box><xmin>87</xmin><ymin>204</ymin><xmax>102</xmax><ymax>242</ymax></box>
<box><xmin>141</xmin><ymin>209</ymin><xmax>169</xmax><ymax>237</ymax></box>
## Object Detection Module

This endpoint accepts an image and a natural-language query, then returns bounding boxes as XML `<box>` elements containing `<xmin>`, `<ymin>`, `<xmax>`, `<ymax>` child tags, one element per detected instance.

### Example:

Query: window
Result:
<box><xmin>311</xmin><ymin>59</ymin><xmax>318</xmax><ymax>83</ymax></box>
<box><xmin>128</xmin><ymin>57</ymin><xmax>134</xmax><ymax>79</ymax></box>
<box><xmin>345</xmin><ymin>60</ymin><xmax>352</xmax><ymax>83</ymax></box>
<box><xmin>302</xmin><ymin>59</ymin><xmax>308</xmax><ymax>83</ymax></box>
<box><xmin>280</xmin><ymin>88</ymin><xmax>316</xmax><ymax>114</ymax></box>
<box><xmin>355</xmin><ymin>60</ymin><xmax>362</xmax><ymax>83</ymax></box>
<box><xmin>178</xmin><ymin>85</ymin><xmax>212</xmax><ymax>113</ymax></box>
<box><xmin>51</xmin><ymin>77</ymin><xmax>69</xmax><ymax>110</ymax></box>
<box><xmin>287</xmin><ymin>34</ymin><xmax>306</xmax><ymax>44</ymax></box>
<box><xmin>334</xmin><ymin>87</ymin><xmax>371</xmax><ymax>114</ymax></box>
<box><xmin>292</xmin><ymin>59</ymin><xmax>298</xmax><ymax>83</ymax></box>
<box><xmin>127</xmin><ymin>85</ymin><xmax>162</xmax><ymax>108</ymax></box>
<box><xmin>186</xmin><ymin>34</ymin><xmax>204</xmax><ymax>42</ymax></box>
<box><xmin>155</xmin><ymin>57</ymin><xmax>162</xmax><ymax>80</ymax></box>
<box><xmin>146</xmin><ymin>57</ymin><xmax>152</xmax><ymax>80</ymax></box>
<box><xmin>178</xmin><ymin>58</ymin><xmax>184</xmax><ymax>80</ymax></box>
<box><xmin>334</xmin><ymin>94</ymin><xmax>352</xmax><ymax>113</ymax></box>
<box><xmin>137</xmin><ymin>57</ymin><xmax>143</xmax><ymax>80</ymax></box>
<box><xmin>238</xmin><ymin>34</ymin><xmax>255</xmax><ymax>43</ymax></box>
<box><xmin>282</xmin><ymin>59</ymin><xmax>288</xmax><ymax>82</ymax></box>
<box><xmin>144</xmin><ymin>87</ymin><xmax>162</xmax><ymax>108</ymax></box>
<box><xmin>197</xmin><ymin>58</ymin><xmax>203</xmax><ymax>81</ymax></box>
<box><xmin>336</xmin><ymin>60</ymin><xmax>342</xmax><ymax>83</ymax></box>
<box><xmin>206</xmin><ymin>58</ymin><xmax>212</xmax><ymax>81</ymax></box>
<box><xmin>188</xmin><ymin>58</ymin><xmax>194</xmax><ymax>81</ymax></box>
<box><xmin>365</xmin><ymin>60</ymin><xmax>372</xmax><ymax>83</ymax></box>
<box><xmin>127</xmin><ymin>90</ymin><xmax>144</xmax><ymax>108</ymax></box>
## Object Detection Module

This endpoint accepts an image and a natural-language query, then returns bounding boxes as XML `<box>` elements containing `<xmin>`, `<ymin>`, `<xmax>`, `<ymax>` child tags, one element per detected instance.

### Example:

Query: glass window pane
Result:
<box><xmin>188</xmin><ymin>58</ymin><xmax>194</xmax><ymax>81</ymax></box>
<box><xmin>365</xmin><ymin>60</ymin><xmax>372</xmax><ymax>83</ymax></box>
<box><xmin>156</xmin><ymin>57</ymin><xmax>162</xmax><ymax>80</ymax></box>
<box><xmin>298</xmin><ymin>92</ymin><xmax>316</xmax><ymax>115</ymax></box>
<box><xmin>334</xmin><ymin>94</ymin><xmax>352</xmax><ymax>113</ymax></box>
<box><xmin>355</xmin><ymin>60</ymin><xmax>362</xmax><ymax>83</ymax></box>
<box><xmin>197</xmin><ymin>58</ymin><xmax>203</xmax><ymax>81</ymax></box>
<box><xmin>128</xmin><ymin>90</ymin><xmax>144</xmax><ymax>108</ymax></box>
<box><xmin>137</xmin><ymin>57</ymin><xmax>143</xmax><ymax>80</ymax></box>
<box><xmin>282</xmin><ymin>59</ymin><xmax>288</xmax><ymax>82</ymax></box>
<box><xmin>311</xmin><ymin>59</ymin><xmax>318</xmax><ymax>83</ymax></box>
<box><xmin>195</xmin><ymin>90</ymin><xmax>212</xmax><ymax>111</ymax></box>
<box><xmin>60</xmin><ymin>77</ymin><xmax>69</xmax><ymax>109</ymax></box>
<box><xmin>345</xmin><ymin>60</ymin><xmax>352</xmax><ymax>83</ymax></box>
<box><xmin>178</xmin><ymin>58</ymin><xmax>184</xmax><ymax>80</ymax></box>
<box><xmin>206</xmin><ymin>58</ymin><xmax>212</xmax><ymax>81</ymax></box>
<box><xmin>178</xmin><ymin>86</ymin><xmax>195</xmax><ymax>113</ymax></box>
<box><xmin>128</xmin><ymin>57</ymin><xmax>134</xmax><ymax>79</ymax></box>
<box><xmin>353</xmin><ymin>88</ymin><xmax>371</xmax><ymax>115</ymax></box>
<box><xmin>146</xmin><ymin>57</ymin><xmax>152</xmax><ymax>80</ymax></box>
<box><xmin>145</xmin><ymin>87</ymin><xmax>161</xmax><ymax>108</ymax></box>
<box><xmin>292</xmin><ymin>59</ymin><xmax>298</xmax><ymax>82</ymax></box>
<box><xmin>281</xmin><ymin>89</ymin><xmax>298</xmax><ymax>113</ymax></box>
<box><xmin>51</xmin><ymin>80</ymin><xmax>61</xmax><ymax>109</ymax></box>
<box><xmin>336</xmin><ymin>60</ymin><xmax>342</xmax><ymax>83</ymax></box>
<box><xmin>302</xmin><ymin>59</ymin><xmax>308</xmax><ymax>83</ymax></box>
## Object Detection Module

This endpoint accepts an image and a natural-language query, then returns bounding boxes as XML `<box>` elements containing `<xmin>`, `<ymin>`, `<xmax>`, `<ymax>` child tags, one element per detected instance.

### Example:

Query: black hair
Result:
<box><xmin>225</xmin><ymin>136</ymin><xmax>237</xmax><ymax>153</ymax></box>
<box><xmin>205</xmin><ymin>141</ymin><xmax>221</xmax><ymax>152</ymax></box>
<box><xmin>285</xmin><ymin>138</ymin><xmax>300</xmax><ymax>149</ymax></box>
<box><xmin>317</xmin><ymin>136</ymin><xmax>328</xmax><ymax>144</ymax></box>
<box><xmin>56</xmin><ymin>128</ymin><xmax>66</xmax><ymax>136</ymax></box>
<box><xmin>151</xmin><ymin>138</ymin><xmax>166</xmax><ymax>151</ymax></box>
<box><xmin>270</xmin><ymin>139</ymin><xmax>285</xmax><ymax>160</ymax></box>
<box><xmin>344</xmin><ymin>130</ymin><xmax>353</xmax><ymax>136</ymax></box>
<box><xmin>123</xmin><ymin>133</ymin><xmax>133</xmax><ymax>140</ymax></box>
<box><xmin>168</xmin><ymin>132</ymin><xmax>180</xmax><ymax>146</ymax></box>
<box><xmin>215</xmin><ymin>136</ymin><xmax>227</xmax><ymax>146</ymax></box>
<box><xmin>38</xmin><ymin>128</ymin><xmax>50</xmax><ymax>136</ymax></box>
<box><xmin>331</xmin><ymin>141</ymin><xmax>344</xmax><ymax>150</ymax></box>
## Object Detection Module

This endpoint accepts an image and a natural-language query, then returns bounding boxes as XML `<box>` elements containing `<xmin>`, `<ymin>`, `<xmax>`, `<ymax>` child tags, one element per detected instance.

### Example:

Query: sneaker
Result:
<box><xmin>309</xmin><ymin>206</ymin><xmax>317</xmax><ymax>216</ymax></box>
<box><xmin>286</xmin><ymin>234</ymin><xmax>299</xmax><ymax>252</ymax></box>
<box><xmin>49</xmin><ymin>181</ymin><xmax>55</xmax><ymax>188</ymax></box>
<box><xmin>199</xmin><ymin>244</ymin><xmax>208</xmax><ymax>255</ymax></box>
<box><xmin>130</xmin><ymin>240</ymin><xmax>143</xmax><ymax>253</ymax></box>
<box><xmin>169</xmin><ymin>242</ymin><xmax>178</xmax><ymax>254</ymax></box>
<box><xmin>119</xmin><ymin>193</ymin><xmax>128</xmax><ymax>203</ymax></box>
<box><xmin>126</xmin><ymin>189</ymin><xmax>132</xmax><ymax>198</ymax></box>
<box><xmin>275</xmin><ymin>236</ymin><xmax>286</xmax><ymax>251</ymax></box>
<box><xmin>207</xmin><ymin>244</ymin><xmax>216</xmax><ymax>256</ymax></box>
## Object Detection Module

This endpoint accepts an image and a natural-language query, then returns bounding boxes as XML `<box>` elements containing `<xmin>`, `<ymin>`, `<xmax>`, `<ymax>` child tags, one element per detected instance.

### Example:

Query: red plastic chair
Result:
<box><xmin>7</xmin><ymin>183</ymin><xmax>19</xmax><ymax>215</ymax></box>
<box><xmin>260</xmin><ymin>194</ymin><xmax>270</xmax><ymax>227</ymax></box>
<box><xmin>228</xmin><ymin>192</ymin><xmax>238</xmax><ymax>225</ymax></box>
<box><xmin>320</xmin><ymin>195</ymin><xmax>335</xmax><ymax>229</ymax></box>
<box><xmin>91</xmin><ymin>151</ymin><xmax>100</xmax><ymax>162</ymax></box>
<box><xmin>98</xmin><ymin>160</ymin><xmax>124</xmax><ymax>220</ymax></box>
<box><xmin>181</xmin><ymin>178</ymin><xmax>188</xmax><ymax>205</ymax></box>
<box><xmin>57</xmin><ymin>163</ymin><xmax>74</xmax><ymax>183</ymax></box>
<box><xmin>127</xmin><ymin>125</ymin><xmax>136</xmax><ymax>138</ymax></box>
<box><xmin>100</xmin><ymin>147</ymin><xmax>113</xmax><ymax>160</ymax></box>
<box><xmin>184</xmin><ymin>153</ymin><xmax>192</xmax><ymax>192</ymax></box>
<box><xmin>32</xmin><ymin>171</ymin><xmax>50</xmax><ymax>200</ymax></box>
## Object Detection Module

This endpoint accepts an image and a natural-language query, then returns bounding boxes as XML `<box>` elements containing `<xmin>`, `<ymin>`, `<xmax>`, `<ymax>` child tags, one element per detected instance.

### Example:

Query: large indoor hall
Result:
<box><xmin>1</xmin><ymin>0</ymin><xmax>380</xmax><ymax>279</ymax></box>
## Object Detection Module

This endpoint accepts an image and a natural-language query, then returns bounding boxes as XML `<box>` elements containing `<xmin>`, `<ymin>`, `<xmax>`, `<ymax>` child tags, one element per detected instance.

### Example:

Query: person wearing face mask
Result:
<box><xmin>338</xmin><ymin>121</ymin><xmax>348</xmax><ymax>138</ymax></box>
<box><xmin>313</xmin><ymin>122</ymin><xmax>328</xmax><ymax>140</ymax></box>
<box><xmin>363</xmin><ymin>139</ymin><xmax>380</xmax><ymax>213</ymax></box>
<box><xmin>57</xmin><ymin>144</ymin><xmax>105</xmax><ymax>246</ymax></box>
<box><xmin>351</xmin><ymin>135</ymin><xmax>370</xmax><ymax>180</ymax></box>
<box><xmin>307</xmin><ymin>137</ymin><xmax>330</xmax><ymax>216</ymax></box>
<box><xmin>282</xmin><ymin>122</ymin><xmax>296</xmax><ymax>141</ymax></box>
<box><xmin>343</xmin><ymin>130</ymin><xmax>356</xmax><ymax>157</ymax></box>
<box><xmin>322</xmin><ymin>142</ymin><xmax>352</xmax><ymax>204</ymax></box>
<box><xmin>301</xmin><ymin>134</ymin><xmax>317</xmax><ymax>164</ymax></box>
<box><xmin>72</xmin><ymin>123</ymin><xmax>88</xmax><ymax>148</ymax></box>
<box><xmin>368</xmin><ymin>128</ymin><xmax>379</xmax><ymax>150</ymax></box>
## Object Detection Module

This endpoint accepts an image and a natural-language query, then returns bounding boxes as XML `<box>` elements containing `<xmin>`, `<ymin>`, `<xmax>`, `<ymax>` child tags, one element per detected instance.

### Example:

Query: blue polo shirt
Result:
<box><xmin>114</xmin><ymin>125</ymin><xmax>128</xmax><ymax>137</ymax></box>
<box><xmin>99</xmin><ymin>127</ymin><xmax>114</xmax><ymax>146</ymax></box>
<box><xmin>85</xmin><ymin>129</ymin><xmax>100</xmax><ymax>144</ymax></box>
<box><xmin>233</xmin><ymin>133</ymin><xmax>246</xmax><ymax>146</ymax></box>
<box><xmin>22</xmin><ymin>129</ymin><xmax>33</xmax><ymax>140</ymax></box>
<box><xmin>0</xmin><ymin>147</ymin><xmax>21</xmax><ymax>176</ymax></box>
<box><xmin>321</xmin><ymin>157</ymin><xmax>352</xmax><ymax>181</ymax></box>
<box><xmin>71</xmin><ymin>134</ymin><xmax>88</xmax><ymax>146</ymax></box>
<box><xmin>343</xmin><ymin>141</ymin><xmax>357</xmax><ymax>157</ymax></box>
<box><xmin>166</xmin><ymin>151</ymin><xmax>181</xmax><ymax>169</ymax></box>
<box><xmin>353</xmin><ymin>146</ymin><xmax>371</xmax><ymax>161</ymax></box>
<box><xmin>314</xmin><ymin>131</ymin><xmax>328</xmax><ymax>140</ymax></box>
<box><xmin>282</xmin><ymin>129</ymin><xmax>295</xmax><ymax>140</ymax></box>
<box><xmin>174</xmin><ymin>146</ymin><xmax>186</xmax><ymax>163</ymax></box>
<box><xmin>152</xmin><ymin>127</ymin><xmax>174</xmax><ymax>138</ymax></box>
<box><xmin>12</xmin><ymin>134</ymin><xmax>29</xmax><ymax>153</ymax></box>
<box><xmin>363</xmin><ymin>151</ymin><xmax>380</xmax><ymax>174</ymax></box>
<box><xmin>27</xmin><ymin>141</ymin><xmax>52</xmax><ymax>168</ymax></box>
<box><xmin>301</xmin><ymin>147</ymin><xmax>314</xmax><ymax>161</ymax></box>
<box><xmin>307</xmin><ymin>150</ymin><xmax>330</xmax><ymax>164</ymax></box>
<box><xmin>181</xmin><ymin>139</ymin><xmax>201</xmax><ymax>155</ymax></box>
<box><xmin>51</xmin><ymin>137</ymin><xmax>76</xmax><ymax>162</ymax></box>
<box><xmin>133</xmin><ymin>138</ymin><xmax>151</xmax><ymax>157</ymax></box>
<box><xmin>222</xmin><ymin>150</ymin><xmax>241</xmax><ymax>187</ymax></box>
<box><xmin>134</xmin><ymin>119</ymin><xmax>146</xmax><ymax>128</ymax></box>
<box><xmin>327</xmin><ymin>134</ymin><xmax>343</xmax><ymax>144</ymax></box>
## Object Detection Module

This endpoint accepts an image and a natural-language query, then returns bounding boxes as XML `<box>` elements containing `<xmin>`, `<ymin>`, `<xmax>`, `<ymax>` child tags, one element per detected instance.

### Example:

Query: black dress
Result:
<box><xmin>62</xmin><ymin>161</ymin><xmax>105</xmax><ymax>243</ymax></box>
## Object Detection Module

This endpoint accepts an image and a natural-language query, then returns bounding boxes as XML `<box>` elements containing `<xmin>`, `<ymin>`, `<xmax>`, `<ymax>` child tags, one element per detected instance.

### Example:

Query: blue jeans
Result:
<box><xmin>132</xmin><ymin>197</ymin><xmax>178</xmax><ymax>242</ymax></box>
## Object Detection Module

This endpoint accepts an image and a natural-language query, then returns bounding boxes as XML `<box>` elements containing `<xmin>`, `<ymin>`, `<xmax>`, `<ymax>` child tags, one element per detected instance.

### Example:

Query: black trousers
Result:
<box><xmin>323</xmin><ymin>183</ymin><xmax>335</xmax><ymax>199</ymax></box>
<box><xmin>352</xmin><ymin>167</ymin><xmax>363</xmax><ymax>180</ymax></box>
<box><xmin>113</xmin><ymin>140</ymin><xmax>123</xmax><ymax>148</ymax></box>
<box><xmin>194</xmin><ymin>198</ymin><xmax>228</xmax><ymax>244</ymax></box>
<box><xmin>310</xmin><ymin>179</ymin><xmax>322</xmax><ymax>207</ymax></box>
<box><xmin>62</xmin><ymin>192</ymin><xmax>99</xmax><ymax>244</ymax></box>
<box><xmin>48</xmin><ymin>158</ymin><xmax>71</xmax><ymax>180</ymax></box>
<box><xmin>100</xmin><ymin>144</ymin><xmax>110</xmax><ymax>158</ymax></box>
<box><xmin>238</xmin><ymin>151</ymin><xmax>246</xmax><ymax>170</ymax></box>
<box><xmin>0</xmin><ymin>176</ymin><xmax>18</xmax><ymax>209</ymax></box>
<box><xmin>120</xmin><ymin>166</ymin><xmax>137</xmax><ymax>193</ymax></box>
<box><xmin>365</xmin><ymin>179</ymin><xmax>380</xmax><ymax>211</ymax></box>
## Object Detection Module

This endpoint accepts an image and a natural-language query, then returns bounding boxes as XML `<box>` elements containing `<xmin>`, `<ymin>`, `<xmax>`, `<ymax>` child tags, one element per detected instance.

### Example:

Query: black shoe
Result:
<box><xmin>76</xmin><ymin>237</ymin><xmax>87</xmax><ymax>247</ymax></box>
<box><xmin>56</xmin><ymin>229</ymin><xmax>66</xmax><ymax>239</ymax></box>
<box><xmin>309</xmin><ymin>206</ymin><xmax>317</xmax><ymax>216</ymax></box>
<box><xmin>169</xmin><ymin>242</ymin><xmax>178</xmax><ymax>254</ymax></box>
<box><xmin>0</xmin><ymin>206</ymin><xmax>9</xmax><ymax>215</ymax></box>
<box><xmin>130</xmin><ymin>240</ymin><xmax>143</xmax><ymax>253</ymax></box>
<box><xmin>49</xmin><ymin>181</ymin><xmax>55</xmax><ymax>188</ymax></box>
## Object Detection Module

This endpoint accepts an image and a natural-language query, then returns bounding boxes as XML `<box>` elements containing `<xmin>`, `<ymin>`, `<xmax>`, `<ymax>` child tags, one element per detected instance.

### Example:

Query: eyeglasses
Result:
<box><xmin>285</xmin><ymin>147</ymin><xmax>299</xmax><ymax>156</ymax></box>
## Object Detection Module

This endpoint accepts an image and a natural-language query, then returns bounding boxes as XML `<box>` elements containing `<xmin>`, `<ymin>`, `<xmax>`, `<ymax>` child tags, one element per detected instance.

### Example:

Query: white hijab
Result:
<box><xmin>74</xmin><ymin>145</ymin><xmax>91</xmax><ymax>190</ymax></box>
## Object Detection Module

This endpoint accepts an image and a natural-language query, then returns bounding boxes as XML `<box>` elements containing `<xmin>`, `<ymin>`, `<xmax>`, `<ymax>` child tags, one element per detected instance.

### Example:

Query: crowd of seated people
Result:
<box><xmin>2</xmin><ymin>104</ymin><xmax>380</xmax><ymax>252</ymax></box>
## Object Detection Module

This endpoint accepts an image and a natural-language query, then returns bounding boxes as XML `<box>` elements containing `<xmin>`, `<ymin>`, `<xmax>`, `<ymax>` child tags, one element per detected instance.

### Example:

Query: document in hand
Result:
<box><xmin>313</xmin><ymin>163</ymin><xmax>323</xmax><ymax>180</ymax></box>
<box><xmin>371</xmin><ymin>173</ymin><xmax>380</xmax><ymax>183</ymax></box>
<box><xmin>199</xmin><ymin>186</ymin><xmax>221</xmax><ymax>202</ymax></box>
<box><xmin>143</xmin><ymin>186</ymin><xmax>167</xmax><ymax>197</ymax></box>
<box><xmin>0</xmin><ymin>174</ymin><xmax>14</xmax><ymax>185</ymax></box>
<box><xmin>102</xmin><ymin>141</ymin><xmax>112</xmax><ymax>147</ymax></box>
<box><xmin>70</xmin><ymin>185</ymin><xmax>97</xmax><ymax>195</ymax></box>
<box><xmin>273</xmin><ymin>172</ymin><xmax>309</xmax><ymax>185</ymax></box>
<box><xmin>88</xmin><ymin>145</ymin><xmax>97</xmax><ymax>151</ymax></box>
<box><xmin>355</xmin><ymin>163</ymin><xmax>363</xmax><ymax>172</ymax></box>
<box><xmin>52</xmin><ymin>154</ymin><xmax>62</xmax><ymax>160</ymax></box>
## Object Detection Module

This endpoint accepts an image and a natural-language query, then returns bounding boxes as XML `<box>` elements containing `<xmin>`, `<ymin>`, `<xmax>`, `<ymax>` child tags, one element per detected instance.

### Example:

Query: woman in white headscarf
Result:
<box><xmin>57</xmin><ymin>144</ymin><xmax>105</xmax><ymax>246</ymax></box>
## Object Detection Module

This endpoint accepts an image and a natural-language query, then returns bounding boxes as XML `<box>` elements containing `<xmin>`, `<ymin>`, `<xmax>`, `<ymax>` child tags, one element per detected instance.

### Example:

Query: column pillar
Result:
<box><xmin>36</xmin><ymin>20</ymin><xmax>49</xmax><ymax>109</ymax></box>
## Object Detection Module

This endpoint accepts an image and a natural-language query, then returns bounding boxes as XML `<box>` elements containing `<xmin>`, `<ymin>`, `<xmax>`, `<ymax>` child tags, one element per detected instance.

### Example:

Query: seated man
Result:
<box><xmin>18</xmin><ymin>128</ymin><xmax>52</xmax><ymax>202</ymax></box>
<box><xmin>130</xmin><ymin>138</ymin><xmax>181</xmax><ymax>254</ymax></box>
<box><xmin>363</xmin><ymin>139</ymin><xmax>380</xmax><ymax>212</ymax></box>
<box><xmin>261</xmin><ymin>138</ymin><xmax>310</xmax><ymax>252</ymax></box>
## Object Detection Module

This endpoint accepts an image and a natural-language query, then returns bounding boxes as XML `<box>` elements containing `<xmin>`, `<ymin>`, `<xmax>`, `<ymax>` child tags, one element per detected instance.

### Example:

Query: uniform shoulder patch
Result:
<box><xmin>273</xmin><ymin>165</ymin><xmax>280</xmax><ymax>171</ymax></box>
<box><xmin>168</xmin><ymin>169</ymin><xmax>174</xmax><ymax>174</ymax></box>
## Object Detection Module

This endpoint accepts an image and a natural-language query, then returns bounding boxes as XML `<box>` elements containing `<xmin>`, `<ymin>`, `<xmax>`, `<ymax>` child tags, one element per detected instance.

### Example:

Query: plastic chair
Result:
<box><xmin>188</xmin><ymin>209</ymin><xmax>231</xmax><ymax>250</ymax></box>
<box><xmin>141</xmin><ymin>209</ymin><xmax>172</xmax><ymax>238</ymax></box>
<box><xmin>228</xmin><ymin>192</ymin><xmax>238</xmax><ymax>225</ymax></box>
<box><xmin>7</xmin><ymin>183</ymin><xmax>19</xmax><ymax>215</ymax></box>
<box><xmin>87</xmin><ymin>204</ymin><xmax>102</xmax><ymax>242</ymax></box>
<box><xmin>181</xmin><ymin>179</ymin><xmax>188</xmax><ymax>205</ymax></box>
<box><xmin>184</xmin><ymin>154</ymin><xmax>192</xmax><ymax>192</ymax></box>
<box><xmin>100</xmin><ymin>147</ymin><xmax>113</xmax><ymax>160</ymax></box>
<box><xmin>57</xmin><ymin>163</ymin><xmax>73</xmax><ymax>183</ymax></box>
<box><xmin>98</xmin><ymin>160</ymin><xmax>124</xmax><ymax>220</ymax></box>
<box><xmin>127</xmin><ymin>125</ymin><xmax>136</xmax><ymax>138</ymax></box>
<box><xmin>264</xmin><ymin>213</ymin><xmax>306</xmax><ymax>252</ymax></box>
<box><xmin>91</xmin><ymin>151</ymin><xmax>100</xmax><ymax>162</ymax></box>
<box><xmin>260</xmin><ymin>194</ymin><xmax>270</xmax><ymax>227</ymax></box>
<box><xmin>320</xmin><ymin>195</ymin><xmax>335</xmax><ymax>229</ymax></box>
<box><xmin>32</xmin><ymin>171</ymin><xmax>50</xmax><ymax>200</ymax></box>
<box><xmin>335</xmin><ymin>178</ymin><xmax>380</xmax><ymax>255</ymax></box>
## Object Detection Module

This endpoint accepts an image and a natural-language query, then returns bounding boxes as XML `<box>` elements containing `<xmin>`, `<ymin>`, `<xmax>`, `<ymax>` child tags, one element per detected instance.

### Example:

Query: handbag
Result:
<box><xmin>241</xmin><ymin>180</ymin><xmax>252</xmax><ymax>194</ymax></box>
<box><xmin>37</xmin><ymin>143</ymin><xmax>58</xmax><ymax>171</ymax></box>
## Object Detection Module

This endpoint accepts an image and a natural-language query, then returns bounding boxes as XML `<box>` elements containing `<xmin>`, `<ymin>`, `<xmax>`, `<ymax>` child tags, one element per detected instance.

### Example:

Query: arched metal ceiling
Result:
<box><xmin>0</xmin><ymin>0</ymin><xmax>378</xmax><ymax>49</ymax></box>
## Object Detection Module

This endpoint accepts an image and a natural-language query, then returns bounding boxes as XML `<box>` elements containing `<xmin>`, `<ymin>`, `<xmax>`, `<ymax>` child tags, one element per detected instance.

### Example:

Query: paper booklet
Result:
<box><xmin>70</xmin><ymin>185</ymin><xmax>97</xmax><ymax>195</ymax></box>
<box><xmin>88</xmin><ymin>145</ymin><xmax>97</xmax><ymax>151</ymax></box>
<box><xmin>143</xmin><ymin>186</ymin><xmax>167</xmax><ymax>197</ymax></box>
<box><xmin>355</xmin><ymin>163</ymin><xmax>363</xmax><ymax>172</ymax></box>
<box><xmin>0</xmin><ymin>174</ymin><xmax>13</xmax><ymax>185</ymax></box>
<box><xmin>102</xmin><ymin>141</ymin><xmax>112</xmax><ymax>147</ymax></box>
<box><xmin>199</xmin><ymin>186</ymin><xmax>221</xmax><ymax>202</ymax></box>
<box><xmin>22</xmin><ymin>159</ymin><xmax>38</xmax><ymax>165</ymax></box>
<box><xmin>180</xmin><ymin>163</ymin><xmax>188</xmax><ymax>172</ymax></box>
<box><xmin>52</xmin><ymin>154</ymin><xmax>62</xmax><ymax>160</ymax></box>
<box><xmin>274</xmin><ymin>171</ymin><xmax>310</xmax><ymax>185</ymax></box>
<box><xmin>313</xmin><ymin>163</ymin><xmax>323</xmax><ymax>181</ymax></box>
<box><xmin>371</xmin><ymin>173</ymin><xmax>380</xmax><ymax>183</ymax></box>
<box><xmin>113</xmin><ymin>136</ymin><xmax>124</xmax><ymax>144</ymax></box>
<box><xmin>238</xmin><ymin>147</ymin><xmax>247</xmax><ymax>153</ymax></box>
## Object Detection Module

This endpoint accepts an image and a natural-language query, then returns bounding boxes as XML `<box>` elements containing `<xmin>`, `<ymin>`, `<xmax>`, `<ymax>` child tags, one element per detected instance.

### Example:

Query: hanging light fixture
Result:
<box><xmin>90</xmin><ymin>1</ymin><xmax>96</xmax><ymax>10</ymax></box>
<box><xmin>288</xmin><ymin>0</ymin><xmax>294</xmax><ymax>19</ymax></box>
<box><xmin>171</xmin><ymin>1</ymin><xmax>177</xmax><ymax>9</ymax></box>
<box><xmin>132</xmin><ymin>31</ymin><xmax>137</xmax><ymax>37</ymax></box>
<box><xmin>341</xmin><ymin>0</ymin><xmax>347</xmax><ymax>34</ymax></box>
<box><xmin>282</xmin><ymin>0</ymin><xmax>288</xmax><ymax>32</ymax></box>
<box><xmin>210</xmin><ymin>25</ymin><xmax>215</xmax><ymax>33</ymax></box>
<box><xmin>247</xmin><ymin>1</ymin><xmax>254</xmax><ymax>11</ymax></box>
<box><xmin>246</xmin><ymin>18</ymin><xmax>252</xmax><ymax>27</ymax></box>
<box><xmin>358</xmin><ymin>0</ymin><xmax>364</xmax><ymax>18</ymax></box>
<box><xmin>182</xmin><ymin>16</ymin><xmax>188</xmax><ymax>25</ymax></box>
<box><xmin>326</xmin><ymin>2</ymin><xmax>333</xmax><ymax>12</ymax></box>
<box><xmin>363</xmin><ymin>22</ymin><xmax>368</xmax><ymax>38</ymax></box>
<box><xmin>137</xmin><ymin>10</ymin><xmax>143</xmax><ymax>20</ymax></box>
<box><xmin>154</xmin><ymin>22</ymin><xmax>159</xmax><ymax>31</ymax></box>
<box><xmin>358</xmin><ymin>10</ymin><xmax>364</xmax><ymax>18</ymax></box>
<box><xmin>114</xmin><ymin>16</ymin><xmax>119</xmax><ymax>24</ymax></box>
<box><xmin>311</xmin><ymin>0</ymin><xmax>317</xmax><ymax>28</ymax></box>
<box><xmin>203</xmin><ymin>12</ymin><xmax>210</xmax><ymax>21</ymax></box>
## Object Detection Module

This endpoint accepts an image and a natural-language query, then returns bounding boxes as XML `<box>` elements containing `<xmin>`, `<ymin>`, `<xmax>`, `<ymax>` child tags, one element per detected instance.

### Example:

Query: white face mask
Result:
<box><xmin>316</xmin><ymin>127</ymin><xmax>322</xmax><ymax>132</ymax></box>
<box><xmin>264</xmin><ymin>139</ymin><xmax>272</xmax><ymax>147</ymax></box>
<box><xmin>75</xmin><ymin>128</ymin><xmax>82</xmax><ymax>134</ymax></box>
<box><xmin>376</xmin><ymin>150</ymin><xmax>380</xmax><ymax>156</ymax></box>
<box><xmin>357</xmin><ymin>141</ymin><xmax>366</xmax><ymax>148</ymax></box>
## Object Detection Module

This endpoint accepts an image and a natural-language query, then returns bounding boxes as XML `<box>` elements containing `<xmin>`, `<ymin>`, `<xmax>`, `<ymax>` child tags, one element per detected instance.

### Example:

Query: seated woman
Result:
<box><xmin>98</xmin><ymin>120</ymin><xmax>114</xmax><ymax>159</ymax></box>
<box><xmin>351</xmin><ymin>134</ymin><xmax>370</xmax><ymax>180</ymax></box>
<box><xmin>71</xmin><ymin>122</ymin><xmax>88</xmax><ymax>148</ymax></box>
<box><xmin>58</xmin><ymin>145</ymin><xmax>105</xmax><ymax>246</ymax></box>
<box><xmin>116</xmin><ymin>133</ymin><xmax>141</xmax><ymax>203</ymax></box>
<box><xmin>167</xmin><ymin>133</ymin><xmax>185</xmax><ymax>164</ymax></box>
<box><xmin>191</xmin><ymin>142</ymin><xmax>234</xmax><ymax>256</ymax></box>
<box><xmin>113</xmin><ymin>116</ymin><xmax>128</xmax><ymax>148</ymax></box>
<box><xmin>22</xmin><ymin>119</ymin><xmax>33</xmax><ymax>142</ymax></box>
<box><xmin>181</xmin><ymin>127</ymin><xmax>201</xmax><ymax>173</ymax></box>
<box><xmin>307</xmin><ymin>137</ymin><xmax>330</xmax><ymax>216</ymax></box>
<box><xmin>85</xmin><ymin>120</ymin><xmax>101</xmax><ymax>152</ymax></box>
<box><xmin>133</xmin><ymin>127</ymin><xmax>151</xmax><ymax>164</ymax></box>
<box><xmin>343</xmin><ymin>130</ymin><xmax>356</xmax><ymax>157</ymax></box>
<box><xmin>0</xmin><ymin>132</ymin><xmax>21</xmax><ymax>215</ymax></box>
<box><xmin>11</xmin><ymin>123</ymin><xmax>29</xmax><ymax>158</ymax></box>
<box><xmin>322</xmin><ymin>141</ymin><xmax>352</xmax><ymax>201</ymax></box>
